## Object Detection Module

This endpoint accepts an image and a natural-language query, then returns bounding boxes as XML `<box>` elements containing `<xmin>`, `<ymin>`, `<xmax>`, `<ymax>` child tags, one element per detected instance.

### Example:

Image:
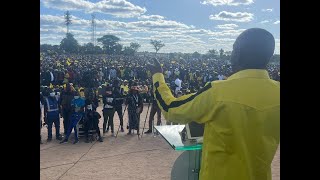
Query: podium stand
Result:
<box><xmin>154</xmin><ymin>125</ymin><xmax>202</xmax><ymax>180</ymax></box>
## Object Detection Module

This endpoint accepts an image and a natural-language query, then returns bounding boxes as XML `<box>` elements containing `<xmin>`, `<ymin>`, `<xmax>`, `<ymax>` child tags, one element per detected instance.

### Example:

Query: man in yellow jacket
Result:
<box><xmin>148</xmin><ymin>28</ymin><xmax>279</xmax><ymax>180</ymax></box>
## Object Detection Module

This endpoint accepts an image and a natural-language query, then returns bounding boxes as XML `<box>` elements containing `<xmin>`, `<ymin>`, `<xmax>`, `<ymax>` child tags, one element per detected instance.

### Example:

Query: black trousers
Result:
<box><xmin>149</xmin><ymin>104</ymin><xmax>162</xmax><ymax>130</ymax></box>
<box><xmin>114</xmin><ymin>106</ymin><xmax>124</xmax><ymax>127</ymax></box>
<box><xmin>103</xmin><ymin>109</ymin><xmax>115</xmax><ymax>133</ymax></box>
<box><xmin>62</xmin><ymin>109</ymin><xmax>72</xmax><ymax>134</ymax></box>
<box><xmin>128</xmin><ymin>111</ymin><xmax>140</xmax><ymax>133</ymax></box>
<box><xmin>47</xmin><ymin>117</ymin><xmax>60</xmax><ymax>139</ymax></box>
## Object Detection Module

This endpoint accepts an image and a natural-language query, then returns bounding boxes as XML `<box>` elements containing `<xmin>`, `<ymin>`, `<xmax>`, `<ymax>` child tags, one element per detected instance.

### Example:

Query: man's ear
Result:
<box><xmin>230</xmin><ymin>43</ymin><xmax>241</xmax><ymax>71</ymax></box>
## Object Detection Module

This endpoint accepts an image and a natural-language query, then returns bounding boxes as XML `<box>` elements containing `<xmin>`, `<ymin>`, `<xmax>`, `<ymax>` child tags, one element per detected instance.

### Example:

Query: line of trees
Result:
<box><xmin>41</xmin><ymin>33</ymin><xmax>143</xmax><ymax>56</ymax></box>
<box><xmin>40</xmin><ymin>33</ymin><xmax>279</xmax><ymax>63</ymax></box>
<box><xmin>40</xmin><ymin>33</ymin><xmax>166</xmax><ymax>56</ymax></box>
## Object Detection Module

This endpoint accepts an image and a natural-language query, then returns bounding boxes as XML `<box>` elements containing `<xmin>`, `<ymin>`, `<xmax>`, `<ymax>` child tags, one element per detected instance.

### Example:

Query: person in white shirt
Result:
<box><xmin>174</xmin><ymin>77</ymin><xmax>182</xmax><ymax>95</ymax></box>
<box><xmin>50</xmin><ymin>71</ymin><xmax>54</xmax><ymax>82</ymax></box>
<box><xmin>166</xmin><ymin>70</ymin><xmax>172</xmax><ymax>79</ymax></box>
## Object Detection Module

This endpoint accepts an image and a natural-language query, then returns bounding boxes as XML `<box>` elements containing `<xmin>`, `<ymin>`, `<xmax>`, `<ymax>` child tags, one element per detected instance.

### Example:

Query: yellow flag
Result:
<box><xmin>49</xmin><ymin>83</ymin><xmax>53</xmax><ymax>89</ymax></box>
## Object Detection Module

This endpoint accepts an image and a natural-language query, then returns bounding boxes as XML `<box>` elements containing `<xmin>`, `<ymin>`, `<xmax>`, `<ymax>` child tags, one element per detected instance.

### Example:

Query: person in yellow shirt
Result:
<box><xmin>121</xmin><ymin>80</ymin><xmax>129</xmax><ymax>96</ymax></box>
<box><xmin>148</xmin><ymin>28</ymin><xmax>279</xmax><ymax>180</ymax></box>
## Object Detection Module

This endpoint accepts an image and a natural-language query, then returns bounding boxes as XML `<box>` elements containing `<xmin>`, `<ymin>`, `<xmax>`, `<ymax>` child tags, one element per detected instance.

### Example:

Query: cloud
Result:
<box><xmin>40</xmin><ymin>14</ymin><xmax>191</xmax><ymax>32</ymax></box>
<box><xmin>208</xmin><ymin>37</ymin><xmax>235</xmax><ymax>42</ymax></box>
<box><xmin>216</xmin><ymin>24</ymin><xmax>238</xmax><ymax>29</ymax></box>
<box><xmin>260</xmin><ymin>20</ymin><xmax>269</xmax><ymax>24</ymax></box>
<box><xmin>262</xmin><ymin>8</ymin><xmax>273</xmax><ymax>12</ymax></box>
<box><xmin>274</xmin><ymin>20</ymin><xmax>280</xmax><ymax>24</ymax></box>
<box><xmin>41</xmin><ymin>0</ymin><xmax>146</xmax><ymax>18</ymax></box>
<box><xmin>138</xmin><ymin>15</ymin><xmax>165</xmax><ymax>20</ymax></box>
<box><xmin>128</xmin><ymin>19</ymin><xmax>190</xmax><ymax>30</ymax></box>
<box><xmin>40</xmin><ymin>15</ymin><xmax>65</xmax><ymax>25</ymax></box>
<box><xmin>201</xmin><ymin>0</ymin><xmax>253</xmax><ymax>6</ymax></box>
<box><xmin>209</xmin><ymin>11</ymin><xmax>254</xmax><ymax>22</ymax></box>
<box><xmin>208</xmin><ymin>29</ymin><xmax>246</xmax><ymax>37</ymax></box>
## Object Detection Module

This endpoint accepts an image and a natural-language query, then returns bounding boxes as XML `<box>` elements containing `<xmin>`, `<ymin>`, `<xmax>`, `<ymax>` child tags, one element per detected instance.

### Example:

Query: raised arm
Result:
<box><xmin>152</xmin><ymin>73</ymin><xmax>214</xmax><ymax>124</ymax></box>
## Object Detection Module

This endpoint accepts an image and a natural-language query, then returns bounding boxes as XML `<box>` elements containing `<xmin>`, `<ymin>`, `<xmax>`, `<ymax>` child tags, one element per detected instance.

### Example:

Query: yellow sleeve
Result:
<box><xmin>152</xmin><ymin>73</ymin><xmax>214</xmax><ymax>124</ymax></box>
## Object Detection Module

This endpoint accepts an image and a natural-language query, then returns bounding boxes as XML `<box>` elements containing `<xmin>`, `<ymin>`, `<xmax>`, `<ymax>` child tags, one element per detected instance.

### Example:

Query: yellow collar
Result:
<box><xmin>228</xmin><ymin>69</ymin><xmax>270</xmax><ymax>80</ymax></box>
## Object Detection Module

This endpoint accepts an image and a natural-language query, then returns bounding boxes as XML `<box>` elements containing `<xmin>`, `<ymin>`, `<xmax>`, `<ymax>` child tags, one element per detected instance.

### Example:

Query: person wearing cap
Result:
<box><xmin>43</xmin><ymin>89</ymin><xmax>62</xmax><ymax>142</ymax></box>
<box><xmin>60</xmin><ymin>91</ymin><xmax>85</xmax><ymax>144</ymax></box>
<box><xmin>121</xmin><ymin>80</ymin><xmax>129</xmax><ymax>95</ymax></box>
<box><xmin>102</xmin><ymin>86</ymin><xmax>116</xmax><ymax>136</ymax></box>
<box><xmin>148</xmin><ymin>28</ymin><xmax>280</xmax><ymax>180</ymax></box>
<box><xmin>125</xmin><ymin>86</ymin><xmax>143</xmax><ymax>135</ymax></box>
<box><xmin>79</xmin><ymin>88</ymin><xmax>85</xmax><ymax>99</ymax></box>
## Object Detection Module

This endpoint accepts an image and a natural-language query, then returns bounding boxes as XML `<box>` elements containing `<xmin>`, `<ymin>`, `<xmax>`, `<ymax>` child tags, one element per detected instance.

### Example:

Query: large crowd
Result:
<box><xmin>40</xmin><ymin>53</ymin><xmax>280</xmax><ymax>144</ymax></box>
<box><xmin>40</xmin><ymin>53</ymin><xmax>279</xmax><ymax>91</ymax></box>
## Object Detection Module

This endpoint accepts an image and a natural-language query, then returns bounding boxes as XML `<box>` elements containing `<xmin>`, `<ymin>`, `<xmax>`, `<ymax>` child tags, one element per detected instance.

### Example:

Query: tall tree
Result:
<box><xmin>81</xmin><ymin>43</ymin><xmax>95</xmax><ymax>54</ymax></box>
<box><xmin>114</xmin><ymin>44</ymin><xmax>123</xmax><ymax>55</ymax></box>
<box><xmin>97</xmin><ymin>35</ymin><xmax>121</xmax><ymax>55</ymax></box>
<box><xmin>65</xmin><ymin>11</ymin><xmax>72</xmax><ymax>34</ymax></box>
<box><xmin>94</xmin><ymin>45</ymin><xmax>103</xmax><ymax>54</ymax></box>
<box><xmin>207</xmin><ymin>49</ymin><xmax>217</xmax><ymax>59</ymax></box>
<box><xmin>60</xmin><ymin>33</ymin><xmax>79</xmax><ymax>53</ymax></box>
<box><xmin>150</xmin><ymin>40</ymin><xmax>165</xmax><ymax>54</ymax></box>
<box><xmin>130</xmin><ymin>42</ymin><xmax>141</xmax><ymax>54</ymax></box>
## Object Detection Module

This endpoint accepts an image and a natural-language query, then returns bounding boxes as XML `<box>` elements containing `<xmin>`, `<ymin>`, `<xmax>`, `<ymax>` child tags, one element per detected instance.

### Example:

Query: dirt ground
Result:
<box><xmin>40</xmin><ymin>104</ymin><xmax>280</xmax><ymax>180</ymax></box>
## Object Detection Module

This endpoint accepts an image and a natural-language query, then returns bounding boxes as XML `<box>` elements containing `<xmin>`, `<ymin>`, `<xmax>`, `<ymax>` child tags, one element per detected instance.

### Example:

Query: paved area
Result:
<box><xmin>41</xmin><ymin>104</ymin><xmax>280</xmax><ymax>180</ymax></box>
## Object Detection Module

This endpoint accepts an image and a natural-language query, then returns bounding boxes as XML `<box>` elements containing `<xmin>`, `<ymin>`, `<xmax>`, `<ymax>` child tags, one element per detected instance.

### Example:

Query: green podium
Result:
<box><xmin>154</xmin><ymin>125</ymin><xmax>202</xmax><ymax>180</ymax></box>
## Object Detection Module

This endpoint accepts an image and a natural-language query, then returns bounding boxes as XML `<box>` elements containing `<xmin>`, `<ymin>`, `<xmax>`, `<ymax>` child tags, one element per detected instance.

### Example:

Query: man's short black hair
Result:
<box><xmin>231</xmin><ymin>28</ymin><xmax>275</xmax><ymax>69</ymax></box>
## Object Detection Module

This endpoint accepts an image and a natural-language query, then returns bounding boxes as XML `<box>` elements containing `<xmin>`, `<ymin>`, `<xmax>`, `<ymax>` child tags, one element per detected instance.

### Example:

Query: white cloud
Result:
<box><xmin>128</xmin><ymin>19</ymin><xmax>190</xmax><ymax>30</ymax></box>
<box><xmin>201</xmin><ymin>0</ymin><xmax>253</xmax><ymax>6</ymax></box>
<box><xmin>208</xmin><ymin>29</ymin><xmax>246</xmax><ymax>37</ymax></box>
<box><xmin>209</xmin><ymin>11</ymin><xmax>254</xmax><ymax>22</ymax></box>
<box><xmin>41</xmin><ymin>0</ymin><xmax>146</xmax><ymax>18</ymax></box>
<box><xmin>208</xmin><ymin>37</ymin><xmax>235</xmax><ymax>42</ymax></box>
<box><xmin>262</xmin><ymin>8</ymin><xmax>273</xmax><ymax>12</ymax></box>
<box><xmin>274</xmin><ymin>20</ymin><xmax>280</xmax><ymax>24</ymax></box>
<box><xmin>216</xmin><ymin>24</ymin><xmax>238</xmax><ymax>29</ymax></box>
<box><xmin>40</xmin><ymin>15</ymin><xmax>65</xmax><ymax>25</ymax></box>
<box><xmin>138</xmin><ymin>15</ymin><xmax>165</xmax><ymax>20</ymax></box>
<box><xmin>260</xmin><ymin>20</ymin><xmax>269</xmax><ymax>24</ymax></box>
